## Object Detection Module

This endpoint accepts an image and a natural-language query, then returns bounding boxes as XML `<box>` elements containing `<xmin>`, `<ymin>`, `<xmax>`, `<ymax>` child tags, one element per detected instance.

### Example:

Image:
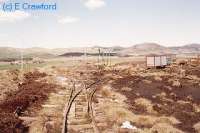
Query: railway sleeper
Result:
<box><xmin>68</xmin><ymin>118</ymin><xmax>92</xmax><ymax>125</ymax></box>
<box><xmin>68</xmin><ymin>124</ymin><xmax>94</xmax><ymax>132</ymax></box>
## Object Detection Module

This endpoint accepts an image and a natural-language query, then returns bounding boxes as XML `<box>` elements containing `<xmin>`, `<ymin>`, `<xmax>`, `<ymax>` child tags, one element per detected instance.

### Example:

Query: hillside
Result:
<box><xmin>0</xmin><ymin>47</ymin><xmax>56</xmax><ymax>59</ymax></box>
<box><xmin>0</xmin><ymin>47</ymin><xmax>21</xmax><ymax>59</ymax></box>
<box><xmin>0</xmin><ymin>43</ymin><xmax>200</xmax><ymax>59</ymax></box>
<box><xmin>119</xmin><ymin>43</ymin><xmax>200</xmax><ymax>56</ymax></box>
<box><xmin>170</xmin><ymin>44</ymin><xmax>200</xmax><ymax>54</ymax></box>
<box><xmin>118</xmin><ymin>43</ymin><xmax>172</xmax><ymax>56</ymax></box>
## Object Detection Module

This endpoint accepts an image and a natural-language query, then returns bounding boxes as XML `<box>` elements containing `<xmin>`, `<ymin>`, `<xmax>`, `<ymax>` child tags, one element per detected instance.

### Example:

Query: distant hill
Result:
<box><xmin>183</xmin><ymin>44</ymin><xmax>200</xmax><ymax>49</ymax></box>
<box><xmin>0</xmin><ymin>47</ymin><xmax>21</xmax><ymax>59</ymax></box>
<box><xmin>0</xmin><ymin>47</ymin><xmax>56</xmax><ymax>60</ymax></box>
<box><xmin>132</xmin><ymin>43</ymin><xmax>164</xmax><ymax>50</ymax></box>
<box><xmin>0</xmin><ymin>43</ymin><xmax>199</xmax><ymax>59</ymax></box>
<box><xmin>118</xmin><ymin>43</ymin><xmax>172</xmax><ymax>56</ymax></box>
<box><xmin>0</xmin><ymin>47</ymin><xmax>104</xmax><ymax>59</ymax></box>
<box><xmin>170</xmin><ymin>43</ymin><xmax>200</xmax><ymax>54</ymax></box>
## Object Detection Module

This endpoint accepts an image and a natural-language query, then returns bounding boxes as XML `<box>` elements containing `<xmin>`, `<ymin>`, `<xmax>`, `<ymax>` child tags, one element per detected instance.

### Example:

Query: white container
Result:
<box><xmin>146</xmin><ymin>56</ymin><xmax>155</xmax><ymax>67</ymax></box>
<box><xmin>161</xmin><ymin>55</ymin><xmax>167</xmax><ymax>66</ymax></box>
<box><xmin>146</xmin><ymin>55</ymin><xmax>167</xmax><ymax>67</ymax></box>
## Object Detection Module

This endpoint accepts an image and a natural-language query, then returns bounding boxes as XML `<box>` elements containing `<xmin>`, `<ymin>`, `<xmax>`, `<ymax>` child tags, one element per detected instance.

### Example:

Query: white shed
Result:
<box><xmin>146</xmin><ymin>54</ymin><xmax>167</xmax><ymax>68</ymax></box>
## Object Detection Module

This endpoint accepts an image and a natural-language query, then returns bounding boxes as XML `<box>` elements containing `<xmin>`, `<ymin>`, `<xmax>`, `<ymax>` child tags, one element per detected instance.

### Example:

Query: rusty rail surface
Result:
<box><xmin>62</xmin><ymin>79</ymin><xmax>102</xmax><ymax>133</ymax></box>
<box><xmin>88</xmin><ymin>87</ymin><xmax>100</xmax><ymax>133</ymax></box>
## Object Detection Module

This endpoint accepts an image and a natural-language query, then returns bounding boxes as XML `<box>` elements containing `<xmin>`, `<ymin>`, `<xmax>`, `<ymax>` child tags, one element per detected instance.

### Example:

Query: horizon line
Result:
<box><xmin>0</xmin><ymin>42</ymin><xmax>199</xmax><ymax>49</ymax></box>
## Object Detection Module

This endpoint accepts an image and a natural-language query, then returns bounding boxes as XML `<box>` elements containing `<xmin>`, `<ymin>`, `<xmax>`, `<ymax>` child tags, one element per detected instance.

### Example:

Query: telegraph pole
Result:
<box><xmin>98</xmin><ymin>48</ymin><xmax>100</xmax><ymax>67</ymax></box>
<box><xmin>84</xmin><ymin>48</ymin><xmax>87</xmax><ymax>64</ymax></box>
<box><xmin>109</xmin><ymin>49</ymin><xmax>111</xmax><ymax>66</ymax></box>
<box><xmin>19</xmin><ymin>47</ymin><xmax>24</xmax><ymax>84</ymax></box>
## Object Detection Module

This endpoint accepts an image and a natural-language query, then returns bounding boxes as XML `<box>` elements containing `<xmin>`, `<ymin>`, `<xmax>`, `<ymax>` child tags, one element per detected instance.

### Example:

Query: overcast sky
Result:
<box><xmin>0</xmin><ymin>0</ymin><xmax>200</xmax><ymax>48</ymax></box>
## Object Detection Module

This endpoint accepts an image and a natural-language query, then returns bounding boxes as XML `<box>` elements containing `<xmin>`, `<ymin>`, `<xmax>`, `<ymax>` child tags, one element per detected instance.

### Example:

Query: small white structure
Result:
<box><xmin>121</xmin><ymin>121</ymin><xmax>137</xmax><ymax>130</ymax></box>
<box><xmin>146</xmin><ymin>54</ymin><xmax>168</xmax><ymax>68</ymax></box>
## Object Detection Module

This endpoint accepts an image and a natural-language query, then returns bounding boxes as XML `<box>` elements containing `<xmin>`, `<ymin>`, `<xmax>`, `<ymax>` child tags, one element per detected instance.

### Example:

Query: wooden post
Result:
<box><xmin>109</xmin><ymin>49</ymin><xmax>111</xmax><ymax>66</ymax></box>
<box><xmin>98</xmin><ymin>48</ymin><xmax>100</xmax><ymax>68</ymax></box>
<box><xmin>102</xmin><ymin>51</ymin><xmax>104</xmax><ymax>65</ymax></box>
<box><xmin>20</xmin><ymin>49</ymin><xmax>24</xmax><ymax>84</ymax></box>
<box><xmin>84</xmin><ymin>48</ymin><xmax>87</xmax><ymax>63</ymax></box>
<box><xmin>106</xmin><ymin>50</ymin><xmax>108</xmax><ymax>66</ymax></box>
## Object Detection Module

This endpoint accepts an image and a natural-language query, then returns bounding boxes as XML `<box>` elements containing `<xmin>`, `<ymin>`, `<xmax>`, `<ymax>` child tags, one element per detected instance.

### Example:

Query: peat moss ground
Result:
<box><xmin>0</xmin><ymin>71</ymin><xmax>57</xmax><ymax>133</ymax></box>
<box><xmin>111</xmin><ymin>64</ymin><xmax>200</xmax><ymax>133</ymax></box>
<box><xmin>0</xmin><ymin>61</ymin><xmax>200</xmax><ymax>133</ymax></box>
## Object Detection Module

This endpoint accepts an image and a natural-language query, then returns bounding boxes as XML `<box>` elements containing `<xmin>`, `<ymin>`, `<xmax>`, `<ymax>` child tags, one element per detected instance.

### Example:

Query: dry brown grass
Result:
<box><xmin>193</xmin><ymin>122</ymin><xmax>200</xmax><ymax>133</ymax></box>
<box><xmin>168</xmin><ymin>78</ymin><xmax>181</xmax><ymax>87</ymax></box>
<box><xmin>28</xmin><ymin>80</ymin><xmax>67</xmax><ymax>133</ymax></box>
<box><xmin>99</xmin><ymin>85</ymin><xmax>118</xmax><ymax>98</ymax></box>
<box><xmin>142</xmin><ymin>79</ymin><xmax>152</xmax><ymax>84</ymax></box>
<box><xmin>102</xmin><ymin>102</ymin><xmax>134</xmax><ymax>124</ymax></box>
<box><xmin>98</xmin><ymin>83</ymin><xmax>181</xmax><ymax>132</ymax></box>
<box><xmin>193</xmin><ymin>104</ymin><xmax>200</xmax><ymax>113</ymax></box>
<box><xmin>134</xmin><ymin>98</ymin><xmax>157</xmax><ymax>114</ymax></box>
<box><xmin>100</xmin><ymin>88</ymin><xmax>112</xmax><ymax>98</ymax></box>
<box><xmin>0</xmin><ymin>70</ymin><xmax>20</xmax><ymax>101</ymax></box>
<box><xmin>150</xmin><ymin>123</ymin><xmax>183</xmax><ymax>133</ymax></box>
<box><xmin>121</xmin><ymin>87</ymin><xmax>132</xmax><ymax>92</ymax></box>
<box><xmin>101</xmin><ymin>100</ymin><xmax>180</xmax><ymax>131</ymax></box>
<box><xmin>179</xmin><ymin>69</ymin><xmax>186</xmax><ymax>78</ymax></box>
<box><xmin>154</xmin><ymin>76</ymin><xmax>162</xmax><ymax>81</ymax></box>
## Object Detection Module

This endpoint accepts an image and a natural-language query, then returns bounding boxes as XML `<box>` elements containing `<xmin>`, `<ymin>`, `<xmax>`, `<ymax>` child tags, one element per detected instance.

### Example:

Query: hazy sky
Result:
<box><xmin>0</xmin><ymin>0</ymin><xmax>200</xmax><ymax>48</ymax></box>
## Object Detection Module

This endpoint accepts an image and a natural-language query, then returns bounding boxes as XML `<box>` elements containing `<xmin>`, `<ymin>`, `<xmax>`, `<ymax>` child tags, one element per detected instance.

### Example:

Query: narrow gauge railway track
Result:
<box><xmin>62</xmin><ymin>79</ymin><xmax>102</xmax><ymax>133</ymax></box>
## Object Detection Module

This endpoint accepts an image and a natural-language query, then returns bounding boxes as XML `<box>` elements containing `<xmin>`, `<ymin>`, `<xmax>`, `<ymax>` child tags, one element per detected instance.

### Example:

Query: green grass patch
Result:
<box><xmin>0</xmin><ymin>63</ymin><xmax>46</xmax><ymax>71</ymax></box>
